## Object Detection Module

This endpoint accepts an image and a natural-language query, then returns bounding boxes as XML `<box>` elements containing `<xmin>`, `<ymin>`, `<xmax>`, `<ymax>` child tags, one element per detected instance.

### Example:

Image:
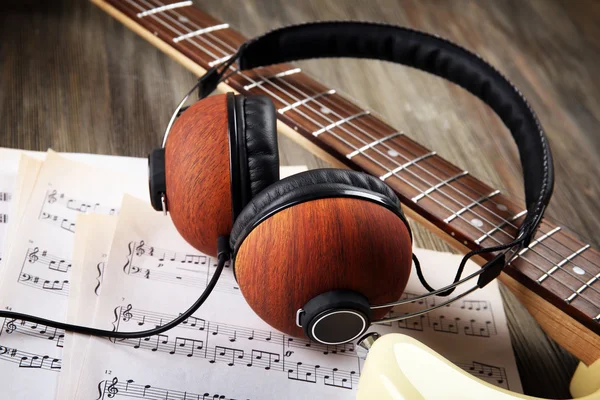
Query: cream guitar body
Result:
<box><xmin>357</xmin><ymin>334</ymin><xmax>600</xmax><ymax>400</ymax></box>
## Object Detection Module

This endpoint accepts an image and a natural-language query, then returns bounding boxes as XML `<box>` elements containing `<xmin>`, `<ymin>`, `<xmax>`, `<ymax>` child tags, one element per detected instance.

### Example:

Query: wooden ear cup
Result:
<box><xmin>234</xmin><ymin>197</ymin><xmax>413</xmax><ymax>338</ymax></box>
<box><xmin>165</xmin><ymin>94</ymin><xmax>231</xmax><ymax>256</ymax></box>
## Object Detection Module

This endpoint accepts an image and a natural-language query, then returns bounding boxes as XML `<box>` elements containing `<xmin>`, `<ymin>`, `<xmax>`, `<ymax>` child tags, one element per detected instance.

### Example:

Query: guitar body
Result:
<box><xmin>357</xmin><ymin>334</ymin><xmax>600</xmax><ymax>399</ymax></box>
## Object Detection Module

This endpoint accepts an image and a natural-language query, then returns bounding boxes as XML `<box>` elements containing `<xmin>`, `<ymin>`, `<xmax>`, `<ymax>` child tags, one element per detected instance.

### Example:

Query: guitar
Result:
<box><xmin>91</xmin><ymin>0</ymin><xmax>600</xmax><ymax>390</ymax></box>
<box><xmin>357</xmin><ymin>333</ymin><xmax>600</xmax><ymax>399</ymax></box>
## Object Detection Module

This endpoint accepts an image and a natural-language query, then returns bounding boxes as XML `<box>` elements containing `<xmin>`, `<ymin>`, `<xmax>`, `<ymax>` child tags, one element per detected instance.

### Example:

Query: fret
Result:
<box><xmin>243</xmin><ymin>68</ymin><xmax>302</xmax><ymax>91</ymax></box>
<box><xmin>537</xmin><ymin>244</ymin><xmax>591</xmax><ymax>284</ymax></box>
<box><xmin>278</xmin><ymin>90</ymin><xmax>336</xmax><ymax>114</ymax></box>
<box><xmin>566</xmin><ymin>271</ymin><xmax>600</xmax><ymax>303</ymax></box>
<box><xmin>378</xmin><ymin>152</ymin><xmax>437</xmax><ymax>181</ymax></box>
<box><xmin>475</xmin><ymin>210</ymin><xmax>528</xmax><ymax>245</ymax></box>
<box><xmin>172</xmin><ymin>23</ymin><xmax>229</xmax><ymax>43</ymax></box>
<box><xmin>444</xmin><ymin>190</ymin><xmax>501</xmax><ymax>224</ymax></box>
<box><xmin>136</xmin><ymin>1</ymin><xmax>193</xmax><ymax>18</ymax></box>
<box><xmin>312</xmin><ymin>111</ymin><xmax>371</xmax><ymax>137</ymax></box>
<box><xmin>346</xmin><ymin>132</ymin><xmax>404</xmax><ymax>159</ymax></box>
<box><xmin>511</xmin><ymin>227</ymin><xmax>562</xmax><ymax>261</ymax></box>
<box><xmin>208</xmin><ymin>54</ymin><xmax>232</xmax><ymax>67</ymax></box>
<box><xmin>411</xmin><ymin>171</ymin><xmax>469</xmax><ymax>203</ymax></box>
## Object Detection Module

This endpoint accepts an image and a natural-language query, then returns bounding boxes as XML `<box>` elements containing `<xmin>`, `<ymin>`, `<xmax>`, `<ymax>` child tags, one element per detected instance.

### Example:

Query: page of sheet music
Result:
<box><xmin>72</xmin><ymin>195</ymin><xmax>522</xmax><ymax>399</ymax></box>
<box><xmin>0</xmin><ymin>173</ymin><xmax>14</xmax><ymax>261</ymax></box>
<box><xmin>58</xmin><ymin>214</ymin><xmax>118</xmax><ymax>400</ymax></box>
<box><xmin>0</xmin><ymin>155</ymin><xmax>42</xmax><ymax>282</ymax></box>
<box><xmin>0</xmin><ymin>151</ymin><xmax>148</xmax><ymax>399</ymax></box>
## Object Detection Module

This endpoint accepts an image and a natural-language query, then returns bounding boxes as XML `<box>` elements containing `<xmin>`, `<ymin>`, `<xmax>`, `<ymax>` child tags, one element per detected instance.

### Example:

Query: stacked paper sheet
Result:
<box><xmin>0</xmin><ymin>148</ymin><xmax>522</xmax><ymax>399</ymax></box>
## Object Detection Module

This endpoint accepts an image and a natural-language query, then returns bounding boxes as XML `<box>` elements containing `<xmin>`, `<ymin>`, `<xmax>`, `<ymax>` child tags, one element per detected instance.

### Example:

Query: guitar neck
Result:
<box><xmin>94</xmin><ymin>0</ymin><xmax>600</xmax><ymax>359</ymax></box>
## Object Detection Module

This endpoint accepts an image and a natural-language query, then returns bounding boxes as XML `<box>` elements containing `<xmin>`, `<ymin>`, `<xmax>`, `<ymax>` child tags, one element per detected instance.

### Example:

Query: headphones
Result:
<box><xmin>0</xmin><ymin>22</ymin><xmax>554</xmax><ymax>346</ymax></box>
<box><xmin>145</xmin><ymin>22</ymin><xmax>554</xmax><ymax>345</ymax></box>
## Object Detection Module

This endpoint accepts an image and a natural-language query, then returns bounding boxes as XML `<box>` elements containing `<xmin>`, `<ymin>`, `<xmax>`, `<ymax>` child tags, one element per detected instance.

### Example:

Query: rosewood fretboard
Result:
<box><xmin>98</xmin><ymin>0</ymin><xmax>600</xmax><ymax>339</ymax></box>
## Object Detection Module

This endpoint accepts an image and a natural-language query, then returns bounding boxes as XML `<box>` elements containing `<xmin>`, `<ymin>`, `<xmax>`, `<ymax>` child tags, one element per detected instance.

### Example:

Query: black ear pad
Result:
<box><xmin>234</xmin><ymin>94</ymin><xmax>280</xmax><ymax>206</ymax></box>
<box><xmin>230</xmin><ymin>168</ymin><xmax>408</xmax><ymax>251</ymax></box>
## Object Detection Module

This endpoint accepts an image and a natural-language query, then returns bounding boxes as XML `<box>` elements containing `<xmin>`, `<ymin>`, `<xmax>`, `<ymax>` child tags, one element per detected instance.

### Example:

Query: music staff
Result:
<box><xmin>44</xmin><ymin>189</ymin><xmax>118</xmax><ymax>215</ymax></box>
<box><xmin>124</xmin><ymin>265</ymin><xmax>240</xmax><ymax>296</ymax></box>
<box><xmin>0</xmin><ymin>344</ymin><xmax>61</xmax><ymax>371</ymax></box>
<box><xmin>122</xmin><ymin>242</ymin><xmax>239</xmax><ymax>296</ymax></box>
<box><xmin>96</xmin><ymin>376</ymin><xmax>242</xmax><ymax>400</ymax></box>
<box><xmin>40</xmin><ymin>212</ymin><xmax>76</xmax><ymax>233</ymax></box>
<box><xmin>389</xmin><ymin>292</ymin><xmax>497</xmax><ymax>337</ymax></box>
<box><xmin>111</xmin><ymin>333</ymin><xmax>359</xmax><ymax>390</ymax></box>
<box><xmin>24</xmin><ymin>247</ymin><xmax>72</xmax><ymax>273</ymax></box>
<box><xmin>0</xmin><ymin>213</ymin><xmax>7</xmax><ymax>223</ymax></box>
<box><xmin>113</xmin><ymin>305</ymin><xmax>357</xmax><ymax>357</ymax></box>
<box><xmin>0</xmin><ymin>192</ymin><xmax>11</xmax><ymax>202</ymax></box>
<box><xmin>17</xmin><ymin>273</ymin><xmax>69</xmax><ymax>296</ymax></box>
<box><xmin>1</xmin><ymin>318</ymin><xmax>65</xmax><ymax>348</ymax></box>
<box><xmin>126</xmin><ymin>241</ymin><xmax>208</xmax><ymax>265</ymax></box>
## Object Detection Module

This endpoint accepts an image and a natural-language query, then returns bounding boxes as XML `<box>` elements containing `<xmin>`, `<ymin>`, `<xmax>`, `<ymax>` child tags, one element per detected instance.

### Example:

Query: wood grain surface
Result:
<box><xmin>235</xmin><ymin>197</ymin><xmax>413</xmax><ymax>338</ymax></box>
<box><xmin>166</xmin><ymin>93</ymin><xmax>232</xmax><ymax>257</ymax></box>
<box><xmin>1</xmin><ymin>0</ymin><xmax>599</xmax><ymax>397</ymax></box>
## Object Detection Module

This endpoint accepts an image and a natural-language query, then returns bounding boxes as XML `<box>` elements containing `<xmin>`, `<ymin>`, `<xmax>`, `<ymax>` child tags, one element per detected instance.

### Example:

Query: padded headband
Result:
<box><xmin>233</xmin><ymin>22</ymin><xmax>553</xmax><ymax>241</ymax></box>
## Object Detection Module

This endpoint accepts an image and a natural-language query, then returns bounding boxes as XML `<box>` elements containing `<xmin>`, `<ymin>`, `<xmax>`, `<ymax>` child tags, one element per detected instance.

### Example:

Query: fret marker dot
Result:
<box><xmin>496</xmin><ymin>204</ymin><xmax>508</xmax><ymax>211</ymax></box>
<box><xmin>320</xmin><ymin>107</ymin><xmax>332</xmax><ymax>114</ymax></box>
<box><xmin>573</xmin><ymin>266</ymin><xmax>585</xmax><ymax>275</ymax></box>
<box><xmin>387</xmin><ymin>149</ymin><xmax>399</xmax><ymax>157</ymax></box>
<box><xmin>471</xmin><ymin>218</ymin><xmax>484</xmax><ymax>228</ymax></box>
<box><xmin>178</xmin><ymin>16</ymin><xmax>189</xmax><ymax>23</ymax></box>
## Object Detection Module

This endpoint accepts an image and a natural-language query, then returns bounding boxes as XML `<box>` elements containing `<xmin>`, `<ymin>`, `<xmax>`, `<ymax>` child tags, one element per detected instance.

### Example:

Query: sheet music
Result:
<box><xmin>71</xmin><ymin>195</ymin><xmax>522</xmax><ymax>399</ymax></box>
<box><xmin>58</xmin><ymin>167</ymin><xmax>307</xmax><ymax>400</ymax></box>
<box><xmin>0</xmin><ymin>151</ymin><xmax>148</xmax><ymax>399</ymax></box>
<box><xmin>58</xmin><ymin>214</ymin><xmax>118</xmax><ymax>400</ymax></box>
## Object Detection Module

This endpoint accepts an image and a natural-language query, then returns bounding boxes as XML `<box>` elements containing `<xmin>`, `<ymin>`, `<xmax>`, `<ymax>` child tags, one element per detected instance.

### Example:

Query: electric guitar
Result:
<box><xmin>91</xmin><ymin>0</ymin><xmax>600</xmax><ymax>394</ymax></box>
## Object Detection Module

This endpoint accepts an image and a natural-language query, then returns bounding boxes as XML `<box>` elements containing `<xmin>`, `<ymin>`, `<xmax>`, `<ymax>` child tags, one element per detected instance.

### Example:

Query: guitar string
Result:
<box><xmin>140</xmin><ymin>0</ymin><xmax>600</xmax><ymax>307</ymax></box>
<box><xmin>289</xmin><ymin>88</ymin><xmax>599</xmax><ymax>270</ymax></box>
<box><xmin>131</xmin><ymin>0</ymin><xmax>600</xmax><ymax>309</ymax></box>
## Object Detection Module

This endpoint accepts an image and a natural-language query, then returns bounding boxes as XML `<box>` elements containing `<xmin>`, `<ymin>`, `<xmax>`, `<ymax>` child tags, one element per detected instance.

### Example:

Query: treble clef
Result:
<box><xmin>135</xmin><ymin>240</ymin><xmax>145</xmax><ymax>257</ymax></box>
<box><xmin>122</xmin><ymin>304</ymin><xmax>133</xmax><ymax>322</ymax></box>
<box><xmin>5</xmin><ymin>319</ymin><xmax>17</xmax><ymax>334</ymax></box>
<box><xmin>28</xmin><ymin>247</ymin><xmax>40</xmax><ymax>263</ymax></box>
<box><xmin>47</xmin><ymin>190</ymin><xmax>57</xmax><ymax>204</ymax></box>
<box><xmin>106</xmin><ymin>376</ymin><xmax>119</xmax><ymax>398</ymax></box>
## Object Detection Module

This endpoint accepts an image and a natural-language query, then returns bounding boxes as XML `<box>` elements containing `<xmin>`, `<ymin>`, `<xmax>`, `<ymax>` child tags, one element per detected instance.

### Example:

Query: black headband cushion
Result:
<box><xmin>234</xmin><ymin>94</ymin><xmax>280</xmax><ymax>205</ymax></box>
<box><xmin>230</xmin><ymin>168</ymin><xmax>407</xmax><ymax>251</ymax></box>
<box><xmin>235</xmin><ymin>22</ymin><xmax>553</xmax><ymax>240</ymax></box>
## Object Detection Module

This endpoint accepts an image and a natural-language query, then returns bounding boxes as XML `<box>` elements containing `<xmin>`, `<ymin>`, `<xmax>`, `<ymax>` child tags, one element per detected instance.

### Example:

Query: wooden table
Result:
<box><xmin>1</xmin><ymin>0</ymin><xmax>598</xmax><ymax>397</ymax></box>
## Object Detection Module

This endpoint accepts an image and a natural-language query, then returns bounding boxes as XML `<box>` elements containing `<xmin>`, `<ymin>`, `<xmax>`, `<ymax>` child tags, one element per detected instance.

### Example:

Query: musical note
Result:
<box><xmin>432</xmin><ymin>315</ymin><xmax>459</xmax><ymax>334</ymax></box>
<box><xmin>17</xmin><ymin>273</ymin><xmax>69</xmax><ymax>296</ymax></box>
<box><xmin>287</xmin><ymin>362</ymin><xmax>318</xmax><ymax>383</ymax></box>
<box><xmin>324</xmin><ymin>367</ymin><xmax>356</xmax><ymax>389</ymax></box>
<box><xmin>2</xmin><ymin>319</ymin><xmax>66</xmax><ymax>348</ymax></box>
<box><xmin>247</xmin><ymin>350</ymin><xmax>280</xmax><ymax>370</ymax></box>
<box><xmin>210</xmin><ymin>346</ymin><xmax>244</xmax><ymax>366</ymax></box>
<box><xmin>170</xmin><ymin>337</ymin><xmax>204</xmax><ymax>357</ymax></box>
<box><xmin>460</xmin><ymin>361</ymin><xmax>508</xmax><ymax>389</ymax></box>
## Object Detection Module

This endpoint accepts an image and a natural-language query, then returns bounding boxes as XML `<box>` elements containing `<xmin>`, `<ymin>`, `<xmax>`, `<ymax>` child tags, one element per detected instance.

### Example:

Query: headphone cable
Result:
<box><xmin>0</xmin><ymin>237</ymin><xmax>230</xmax><ymax>339</ymax></box>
